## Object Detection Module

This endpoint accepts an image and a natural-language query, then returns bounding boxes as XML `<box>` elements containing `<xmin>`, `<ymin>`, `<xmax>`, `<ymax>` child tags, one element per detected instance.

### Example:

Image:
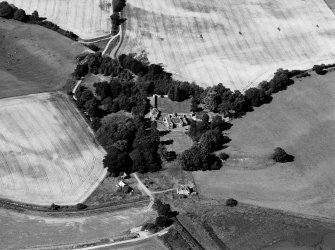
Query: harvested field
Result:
<box><xmin>0</xmin><ymin>92</ymin><xmax>107</xmax><ymax>205</ymax></box>
<box><xmin>193</xmin><ymin>71</ymin><xmax>335</xmax><ymax>220</ymax></box>
<box><xmin>0</xmin><ymin>206</ymin><xmax>155</xmax><ymax>249</ymax></box>
<box><xmin>7</xmin><ymin>0</ymin><xmax>112</xmax><ymax>39</ymax></box>
<box><xmin>0</xmin><ymin>19</ymin><xmax>86</xmax><ymax>98</ymax></box>
<box><xmin>121</xmin><ymin>0</ymin><xmax>335</xmax><ymax>90</ymax></box>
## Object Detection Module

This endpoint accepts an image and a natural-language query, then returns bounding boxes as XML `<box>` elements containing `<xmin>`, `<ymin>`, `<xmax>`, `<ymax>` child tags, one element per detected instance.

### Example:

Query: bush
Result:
<box><xmin>50</xmin><ymin>203</ymin><xmax>60</xmax><ymax>210</ymax></box>
<box><xmin>141</xmin><ymin>222</ymin><xmax>159</xmax><ymax>233</ymax></box>
<box><xmin>84</xmin><ymin>44</ymin><xmax>100</xmax><ymax>52</ymax></box>
<box><xmin>0</xmin><ymin>2</ymin><xmax>14</xmax><ymax>18</ymax></box>
<box><xmin>219</xmin><ymin>152</ymin><xmax>229</xmax><ymax>161</ymax></box>
<box><xmin>112</xmin><ymin>0</ymin><xmax>126</xmax><ymax>12</ymax></box>
<box><xmin>272</xmin><ymin>147</ymin><xmax>294</xmax><ymax>163</ymax></box>
<box><xmin>155</xmin><ymin>215</ymin><xmax>173</xmax><ymax>228</ymax></box>
<box><xmin>76</xmin><ymin>203</ymin><xmax>87</xmax><ymax>210</ymax></box>
<box><xmin>226</xmin><ymin>198</ymin><xmax>238</xmax><ymax>207</ymax></box>
<box><xmin>13</xmin><ymin>8</ymin><xmax>27</xmax><ymax>22</ymax></box>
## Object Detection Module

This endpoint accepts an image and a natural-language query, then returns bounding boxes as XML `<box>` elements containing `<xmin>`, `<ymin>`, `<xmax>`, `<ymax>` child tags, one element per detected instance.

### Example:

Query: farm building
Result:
<box><xmin>163</xmin><ymin>113</ymin><xmax>189</xmax><ymax>129</ymax></box>
<box><xmin>177</xmin><ymin>185</ymin><xmax>192</xmax><ymax>196</ymax></box>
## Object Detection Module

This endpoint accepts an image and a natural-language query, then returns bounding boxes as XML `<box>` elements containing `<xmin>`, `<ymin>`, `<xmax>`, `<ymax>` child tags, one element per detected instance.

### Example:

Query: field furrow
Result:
<box><xmin>0</xmin><ymin>93</ymin><xmax>106</xmax><ymax>205</ymax></box>
<box><xmin>121</xmin><ymin>0</ymin><xmax>335</xmax><ymax>90</ymax></box>
<box><xmin>7</xmin><ymin>0</ymin><xmax>111</xmax><ymax>39</ymax></box>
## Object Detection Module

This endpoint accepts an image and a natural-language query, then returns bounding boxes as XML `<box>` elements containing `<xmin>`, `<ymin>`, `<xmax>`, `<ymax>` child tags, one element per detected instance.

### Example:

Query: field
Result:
<box><xmin>193</xmin><ymin>70</ymin><xmax>335</xmax><ymax>220</ymax></box>
<box><xmin>0</xmin><ymin>92</ymin><xmax>107</xmax><ymax>205</ymax></box>
<box><xmin>0</xmin><ymin>19</ymin><xmax>86</xmax><ymax>98</ymax></box>
<box><xmin>174</xmin><ymin>199</ymin><xmax>335</xmax><ymax>250</ymax></box>
<box><xmin>0</xmin><ymin>205</ymin><xmax>155</xmax><ymax>249</ymax></box>
<box><xmin>121</xmin><ymin>0</ymin><xmax>335</xmax><ymax>90</ymax></box>
<box><xmin>6</xmin><ymin>0</ymin><xmax>112</xmax><ymax>39</ymax></box>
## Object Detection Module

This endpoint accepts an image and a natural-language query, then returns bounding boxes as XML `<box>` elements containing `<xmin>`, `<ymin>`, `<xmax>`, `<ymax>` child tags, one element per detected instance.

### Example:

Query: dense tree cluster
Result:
<box><xmin>112</xmin><ymin>0</ymin><xmax>127</xmax><ymax>12</ymax></box>
<box><xmin>312</xmin><ymin>63</ymin><xmax>335</xmax><ymax>75</ymax></box>
<box><xmin>203</xmin><ymin>68</ymin><xmax>309</xmax><ymax>117</ymax></box>
<box><xmin>0</xmin><ymin>1</ymin><xmax>15</xmax><ymax>18</ymax></box>
<box><xmin>272</xmin><ymin>147</ymin><xmax>294</xmax><ymax>163</ymax></box>
<box><xmin>0</xmin><ymin>2</ymin><xmax>78</xmax><ymax>40</ymax></box>
<box><xmin>179</xmin><ymin>145</ymin><xmax>222</xmax><ymax>171</ymax></box>
<box><xmin>96</xmin><ymin>115</ymin><xmax>162</xmax><ymax>176</ymax></box>
<box><xmin>74</xmin><ymin>53</ymin><xmax>128</xmax><ymax>80</ymax></box>
<box><xmin>75</xmin><ymin>86</ymin><xmax>102</xmax><ymax>117</ymax></box>
<box><xmin>179</xmin><ymin>114</ymin><xmax>231</xmax><ymax>171</ymax></box>
<box><xmin>110</xmin><ymin>0</ymin><xmax>127</xmax><ymax>34</ymax></box>
<box><xmin>119</xmin><ymin>54</ymin><xmax>204</xmax><ymax>102</ymax></box>
<box><xmin>110</xmin><ymin>12</ymin><xmax>127</xmax><ymax>35</ymax></box>
<box><xmin>188</xmin><ymin>114</ymin><xmax>231</xmax><ymax>142</ymax></box>
<box><xmin>142</xmin><ymin>199</ymin><xmax>174</xmax><ymax>233</ymax></box>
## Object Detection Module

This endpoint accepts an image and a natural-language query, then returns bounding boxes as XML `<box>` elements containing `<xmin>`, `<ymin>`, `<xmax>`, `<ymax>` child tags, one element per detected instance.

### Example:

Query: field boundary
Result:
<box><xmin>0</xmin><ymin>196</ymin><xmax>150</xmax><ymax>217</ymax></box>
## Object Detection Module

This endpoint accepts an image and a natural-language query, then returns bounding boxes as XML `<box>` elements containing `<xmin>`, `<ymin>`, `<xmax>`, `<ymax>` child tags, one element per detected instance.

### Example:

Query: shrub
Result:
<box><xmin>141</xmin><ymin>222</ymin><xmax>159</xmax><ymax>233</ymax></box>
<box><xmin>313</xmin><ymin>64</ymin><xmax>326</xmax><ymax>75</ymax></box>
<box><xmin>0</xmin><ymin>2</ymin><xmax>14</xmax><ymax>18</ymax></box>
<box><xmin>155</xmin><ymin>215</ymin><xmax>173</xmax><ymax>228</ymax></box>
<box><xmin>219</xmin><ymin>152</ymin><xmax>229</xmax><ymax>161</ymax></box>
<box><xmin>84</xmin><ymin>44</ymin><xmax>100</xmax><ymax>52</ymax></box>
<box><xmin>13</xmin><ymin>8</ymin><xmax>27</xmax><ymax>22</ymax></box>
<box><xmin>226</xmin><ymin>198</ymin><xmax>238</xmax><ymax>207</ymax></box>
<box><xmin>76</xmin><ymin>203</ymin><xmax>87</xmax><ymax>210</ymax></box>
<box><xmin>112</xmin><ymin>0</ymin><xmax>126</xmax><ymax>12</ymax></box>
<box><xmin>50</xmin><ymin>203</ymin><xmax>60</xmax><ymax>210</ymax></box>
<box><xmin>272</xmin><ymin>147</ymin><xmax>294</xmax><ymax>163</ymax></box>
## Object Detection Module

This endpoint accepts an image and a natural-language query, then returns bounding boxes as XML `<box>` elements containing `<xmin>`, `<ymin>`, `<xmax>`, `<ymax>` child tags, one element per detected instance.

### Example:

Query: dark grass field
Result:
<box><xmin>0</xmin><ymin>18</ymin><xmax>86</xmax><ymax>98</ymax></box>
<box><xmin>193</xmin><ymin>70</ymin><xmax>335</xmax><ymax>220</ymax></box>
<box><xmin>174</xmin><ymin>199</ymin><xmax>335</xmax><ymax>250</ymax></box>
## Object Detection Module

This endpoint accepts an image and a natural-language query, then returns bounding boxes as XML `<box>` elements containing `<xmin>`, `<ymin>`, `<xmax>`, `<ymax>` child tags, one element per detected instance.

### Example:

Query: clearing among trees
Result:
<box><xmin>121</xmin><ymin>0</ymin><xmax>335</xmax><ymax>90</ymax></box>
<box><xmin>0</xmin><ymin>93</ymin><xmax>106</xmax><ymax>205</ymax></box>
<box><xmin>6</xmin><ymin>0</ymin><xmax>112</xmax><ymax>39</ymax></box>
<box><xmin>193</xmin><ymin>70</ymin><xmax>335</xmax><ymax>220</ymax></box>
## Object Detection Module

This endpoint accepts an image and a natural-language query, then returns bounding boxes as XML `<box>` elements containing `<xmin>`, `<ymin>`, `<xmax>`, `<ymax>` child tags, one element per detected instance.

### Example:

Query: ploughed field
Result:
<box><xmin>193</xmin><ymin>71</ymin><xmax>335</xmax><ymax>220</ymax></box>
<box><xmin>6</xmin><ymin>0</ymin><xmax>112</xmax><ymax>39</ymax></box>
<box><xmin>0</xmin><ymin>19</ymin><xmax>86</xmax><ymax>98</ymax></box>
<box><xmin>0</xmin><ymin>93</ymin><xmax>106</xmax><ymax>205</ymax></box>
<box><xmin>121</xmin><ymin>0</ymin><xmax>335</xmax><ymax>90</ymax></box>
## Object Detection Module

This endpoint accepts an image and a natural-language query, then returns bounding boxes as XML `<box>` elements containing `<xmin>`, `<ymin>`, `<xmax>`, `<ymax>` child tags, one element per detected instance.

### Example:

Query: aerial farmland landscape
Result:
<box><xmin>2</xmin><ymin>0</ymin><xmax>335</xmax><ymax>249</ymax></box>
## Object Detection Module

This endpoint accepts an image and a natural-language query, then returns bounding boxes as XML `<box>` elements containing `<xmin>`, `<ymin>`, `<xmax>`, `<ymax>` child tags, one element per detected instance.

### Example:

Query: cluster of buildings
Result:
<box><xmin>148</xmin><ymin>95</ymin><xmax>197</xmax><ymax>129</ymax></box>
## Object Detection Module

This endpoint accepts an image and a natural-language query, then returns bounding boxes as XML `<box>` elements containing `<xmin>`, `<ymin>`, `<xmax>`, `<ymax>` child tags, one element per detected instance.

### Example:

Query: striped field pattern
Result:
<box><xmin>120</xmin><ymin>0</ymin><xmax>335</xmax><ymax>90</ymax></box>
<box><xmin>0</xmin><ymin>93</ymin><xmax>107</xmax><ymax>205</ymax></box>
<box><xmin>7</xmin><ymin>0</ymin><xmax>112</xmax><ymax>39</ymax></box>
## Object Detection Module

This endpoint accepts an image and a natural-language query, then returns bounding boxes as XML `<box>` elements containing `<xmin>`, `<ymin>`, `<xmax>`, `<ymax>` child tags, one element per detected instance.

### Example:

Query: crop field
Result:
<box><xmin>193</xmin><ymin>71</ymin><xmax>335</xmax><ymax>220</ymax></box>
<box><xmin>0</xmin><ymin>19</ymin><xmax>86</xmax><ymax>98</ymax></box>
<box><xmin>0</xmin><ymin>206</ymin><xmax>155</xmax><ymax>249</ymax></box>
<box><xmin>0</xmin><ymin>92</ymin><xmax>107</xmax><ymax>205</ymax></box>
<box><xmin>7</xmin><ymin>0</ymin><xmax>112</xmax><ymax>39</ymax></box>
<box><xmin>121</xmin><ymin>0</ymin><xmax>335</xmax><ymax>90</ymax></box>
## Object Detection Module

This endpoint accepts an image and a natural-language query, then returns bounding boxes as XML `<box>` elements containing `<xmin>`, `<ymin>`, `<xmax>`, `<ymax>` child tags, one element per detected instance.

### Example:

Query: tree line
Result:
<box><xmin>111</xmin><ymin>0</ymin><xmax>127</xmax><ymax>35</ymax></box>
<box><xmin>0</xmin><ymin>1</ymin><xmax>78</xmax><ymax>41</ymax></box>
<box><xmin>179</xmin><ymin>114</ymin><xmax>231</xmax><ymax>171</ymax></box>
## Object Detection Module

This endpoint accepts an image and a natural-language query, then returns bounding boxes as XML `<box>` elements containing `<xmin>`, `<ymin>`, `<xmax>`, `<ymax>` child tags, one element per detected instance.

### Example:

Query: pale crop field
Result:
<box><xmin>7</xmin><ymin>0</ymin><xmax>112</xmax><ymax>39</ymax></box>
<box><xmin>0</xmin><ymin>93</ymin><xmax>107</xmax><ymax>205</ymax></box>
<box><xmin>121</xmin><ymin>0</ymin><xmax>335</xmax><ymax>90</ymax></box>
<box><xmin>193</xmin><ymin>71</ymin><xmax>335</xmax><ymax>220</ymax></box>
